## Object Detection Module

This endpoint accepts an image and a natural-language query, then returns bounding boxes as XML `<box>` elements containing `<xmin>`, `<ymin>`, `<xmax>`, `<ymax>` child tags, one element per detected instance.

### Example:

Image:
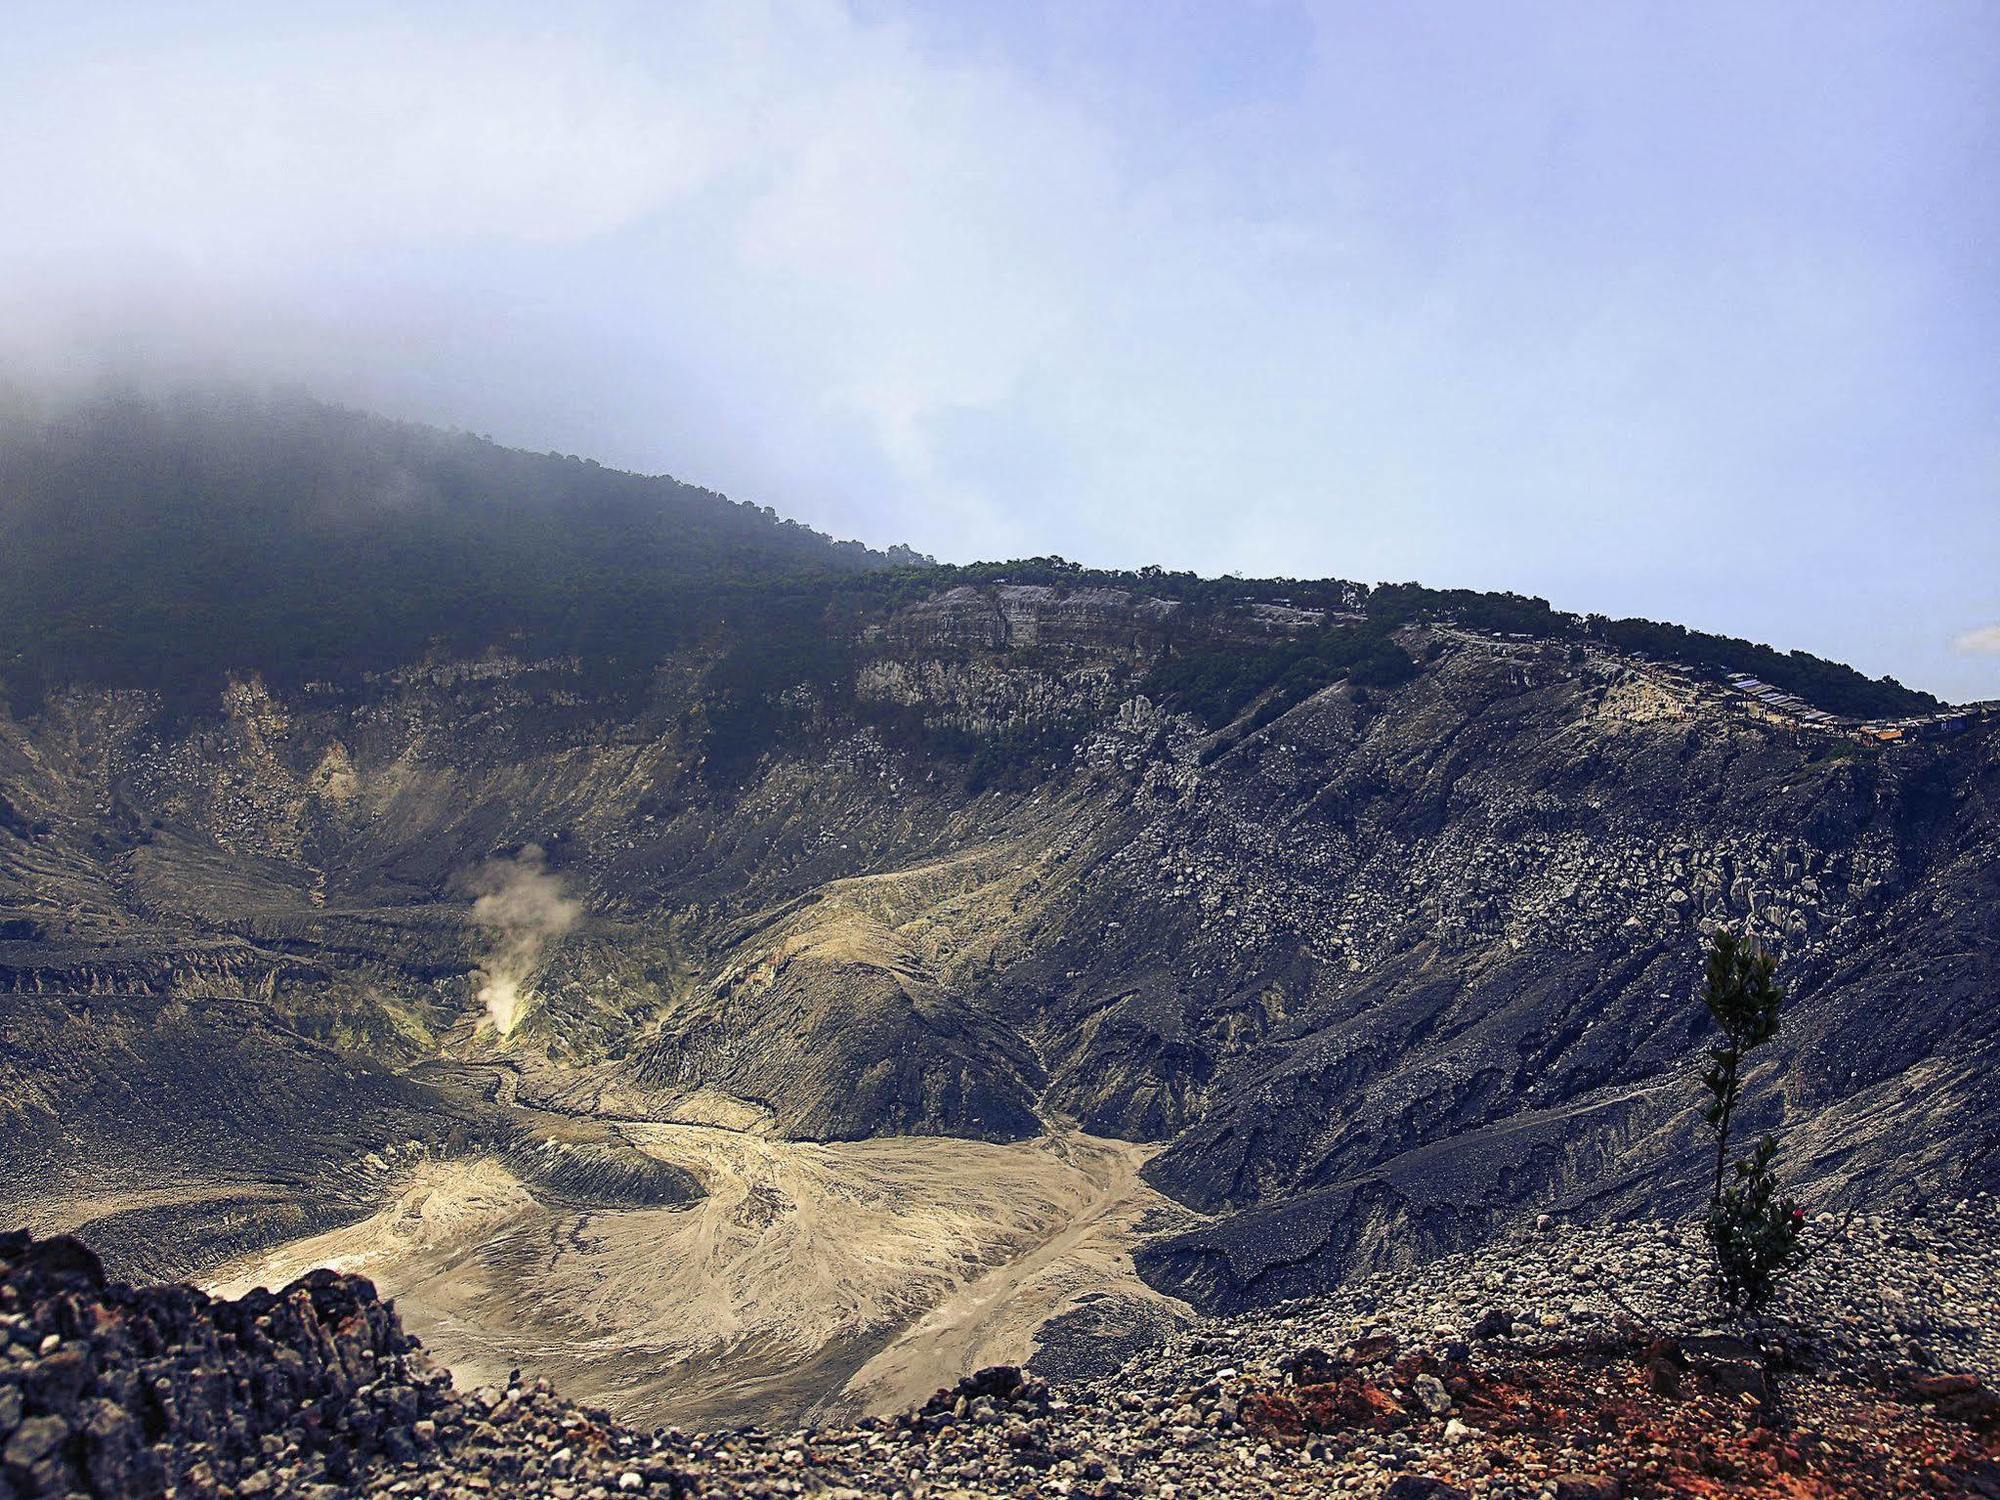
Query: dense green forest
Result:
<box><xmin>0</xmin><ymin>392</ymin><xmax>1939</xmax><ymax>745</ymax></box>
<box><xmin>0</xmin><ymin>391</ymin><xmax>912</xmax><ymax>719</ymax></box>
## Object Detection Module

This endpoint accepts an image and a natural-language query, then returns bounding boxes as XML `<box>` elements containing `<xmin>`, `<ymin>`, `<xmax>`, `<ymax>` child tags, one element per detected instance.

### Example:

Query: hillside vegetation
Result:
<box><xmin>0</xmin><ymin>392</ymin><xmax>1940</xmax><ymax>727</ymax></box>
<box><xmin>0</xmin><ymin>391</ymin><xmax>914</xmax><ymax>717</ymax></box>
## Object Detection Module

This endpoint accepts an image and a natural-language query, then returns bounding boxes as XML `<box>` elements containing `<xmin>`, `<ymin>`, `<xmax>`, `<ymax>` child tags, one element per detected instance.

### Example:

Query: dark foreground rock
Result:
<box><xmin>5</xmin><ymin>1202</ymin><xmax>1999</xmax><ymax>1497</ymax></box>
<box><xmin>0</xmin><ymin>1229</ymin><xmax>678</xmax><ymax>1500</ymax></box>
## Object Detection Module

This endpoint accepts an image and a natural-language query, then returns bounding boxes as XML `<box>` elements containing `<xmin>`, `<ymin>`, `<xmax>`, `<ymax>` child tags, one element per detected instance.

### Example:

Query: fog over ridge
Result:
<box><xmin>1</xmin><ymin>0</ymin><xmax>1994</xmax><ymax>697</ymax></box>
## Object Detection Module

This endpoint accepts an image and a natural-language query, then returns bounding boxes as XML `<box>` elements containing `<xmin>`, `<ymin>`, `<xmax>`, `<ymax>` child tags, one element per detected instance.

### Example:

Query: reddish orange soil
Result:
<box><xmin>1237</xmin><ymin>1333</ymin><xmax>2000</xmax><ymax>1498</ymax></box>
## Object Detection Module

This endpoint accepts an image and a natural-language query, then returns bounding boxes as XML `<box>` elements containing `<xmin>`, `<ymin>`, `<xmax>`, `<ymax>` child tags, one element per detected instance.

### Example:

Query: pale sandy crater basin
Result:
<box><xmin>207</xmin><ymin>1124</ymin><xmax>1186</xmax><ymax>1429</ymax></box>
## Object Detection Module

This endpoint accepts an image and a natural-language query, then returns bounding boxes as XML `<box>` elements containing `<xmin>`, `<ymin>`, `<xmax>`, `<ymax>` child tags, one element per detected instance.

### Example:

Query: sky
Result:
<box><xmin>2</xmin><ymin>1</ymin><xmax>1995</xmax><ymax>699</ymax></box>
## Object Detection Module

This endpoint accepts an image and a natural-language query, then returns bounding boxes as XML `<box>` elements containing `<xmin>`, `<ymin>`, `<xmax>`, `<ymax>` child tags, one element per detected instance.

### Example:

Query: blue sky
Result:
<box><xmin>3</xmin><ymin>1</ymin><xmax>1995</xmax><ymax>697</ymax></box>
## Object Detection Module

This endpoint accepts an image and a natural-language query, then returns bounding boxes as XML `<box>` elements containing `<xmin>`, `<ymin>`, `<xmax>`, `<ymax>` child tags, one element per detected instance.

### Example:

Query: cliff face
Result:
<box><xmin>1</xmin><ymin>583</ymin><xmax>1995</xmax><ymax>1320</ymax></box>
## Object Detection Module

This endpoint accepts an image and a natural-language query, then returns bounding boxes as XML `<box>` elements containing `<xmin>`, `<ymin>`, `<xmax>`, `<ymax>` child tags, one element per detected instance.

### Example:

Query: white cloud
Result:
<box><xmin>1954</xmin><ymin>625</ymin><xmax>2000</xmax><ymax>655</ymax></box>
<box><xmin>0</xmin><ymin>0</ymin><xmax>1991</xmax><ymax>698</ymax></box>
<box><xmin>6</xmin><ymin>30</ymin><xmax>718</xmax><ymax>255</ymax></box>
<box><xmin>0</xmin><ymin>1</ymin><xmax>1133</xmax><ymax>554</ymax></box>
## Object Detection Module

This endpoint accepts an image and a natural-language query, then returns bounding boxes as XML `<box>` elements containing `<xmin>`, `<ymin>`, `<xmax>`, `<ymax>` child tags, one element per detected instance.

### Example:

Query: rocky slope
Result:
<box><xmin>4</xmin><ymin>1200</ymin><xmax>1997</xmax><ymax>1498</ymax></box>
<box><xmin>2</xmin><ymin>399</ymin><xmax>1996</xmax><ymax>1432</ymax></box>
<box><xmin>4</xmin><ymin>592</ymin><xmax>1997</xmax><ymax>1380</ymax></box>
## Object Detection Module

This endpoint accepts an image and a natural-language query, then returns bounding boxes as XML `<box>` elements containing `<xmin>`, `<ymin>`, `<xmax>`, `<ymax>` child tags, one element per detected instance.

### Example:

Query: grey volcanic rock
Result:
<box><xmin>5</xmin><ymin>1201</ymin><xmax>1997</xmax><ymax>1498</ymax></box>
<box><xmin>0</xmin><ymin>992</ymin><xmax>466</xmax><ymax>1279</ymax></box>
<box><xmin>1121</xmin><ymin>644</ymin><xmax>2000</xmax><ymax>1307</ymax></box>
<box><xmin>639</xmin><ymin>937</ymin><xmax>1044</xmax><ymax>1141</ymax></box>
<box><xmin>0</xmin><ymin>1230</ymin><xmax>472</xmax><ymax>1500</ymax></box>
<box><xmin>1</xmin><ymin>578</ymin><xmax>1995</xmax><ymax>1329</ymax></box>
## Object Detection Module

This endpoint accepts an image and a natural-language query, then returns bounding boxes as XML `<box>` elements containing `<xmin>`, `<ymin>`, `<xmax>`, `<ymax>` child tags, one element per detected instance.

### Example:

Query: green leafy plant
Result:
<box><xmin>1695</xmin><ymin>927</ymin><xmax>1806</xmax><ymax>1311</ymax></box>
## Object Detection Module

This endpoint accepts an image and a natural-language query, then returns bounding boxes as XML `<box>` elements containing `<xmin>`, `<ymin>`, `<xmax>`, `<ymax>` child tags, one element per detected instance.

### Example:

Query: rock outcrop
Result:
<box><xmin>0</xmin><ymin>1230</ymin><xmax>471</xmax><ymax>1498</ymax></box>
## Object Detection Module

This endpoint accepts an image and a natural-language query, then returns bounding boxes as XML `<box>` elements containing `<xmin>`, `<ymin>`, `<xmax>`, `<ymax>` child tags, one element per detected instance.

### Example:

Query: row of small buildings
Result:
<box><xmin>1723</xmin><ymin>673</ymin><xmax>1994</xmax><ymax>743</ymax></box>
<box><xmin>1723</xmin><ymin>673</ymin><xmax>1842</xmax><ymax>727</ymax></box>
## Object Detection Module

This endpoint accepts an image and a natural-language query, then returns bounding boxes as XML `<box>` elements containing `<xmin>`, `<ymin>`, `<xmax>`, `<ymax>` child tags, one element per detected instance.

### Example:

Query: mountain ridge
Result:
<box><xmin>0</xmin><ymin>392</ymin><xmax>1946</xmax><ymax>721</ymax></box>
<box><xmin>0</xmin><ymin>392</ymin><xmax>1993</xmax><ymax>1432</ymax></box>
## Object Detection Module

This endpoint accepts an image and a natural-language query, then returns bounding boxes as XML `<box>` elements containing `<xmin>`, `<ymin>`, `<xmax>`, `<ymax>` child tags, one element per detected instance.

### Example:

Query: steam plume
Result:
<box><xmin>467</xmin><ymin>843</ymin><xmax>580</xmax><ymax>1036</ymax></box>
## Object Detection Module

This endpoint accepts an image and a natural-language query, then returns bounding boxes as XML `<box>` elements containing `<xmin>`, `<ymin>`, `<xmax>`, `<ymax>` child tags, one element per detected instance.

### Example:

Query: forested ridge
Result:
<box><xmin>0</xmin><ymin>391</ymin><xmax>1938</xmax><ymax>726</ymax></box>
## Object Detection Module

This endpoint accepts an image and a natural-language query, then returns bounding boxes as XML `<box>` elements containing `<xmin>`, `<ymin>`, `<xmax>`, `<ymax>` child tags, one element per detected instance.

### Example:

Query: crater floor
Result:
<box><xmin>206</xmin><ymin>1116</ymin><xmax>1188</xmax><ymax>1430</ymax></box>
